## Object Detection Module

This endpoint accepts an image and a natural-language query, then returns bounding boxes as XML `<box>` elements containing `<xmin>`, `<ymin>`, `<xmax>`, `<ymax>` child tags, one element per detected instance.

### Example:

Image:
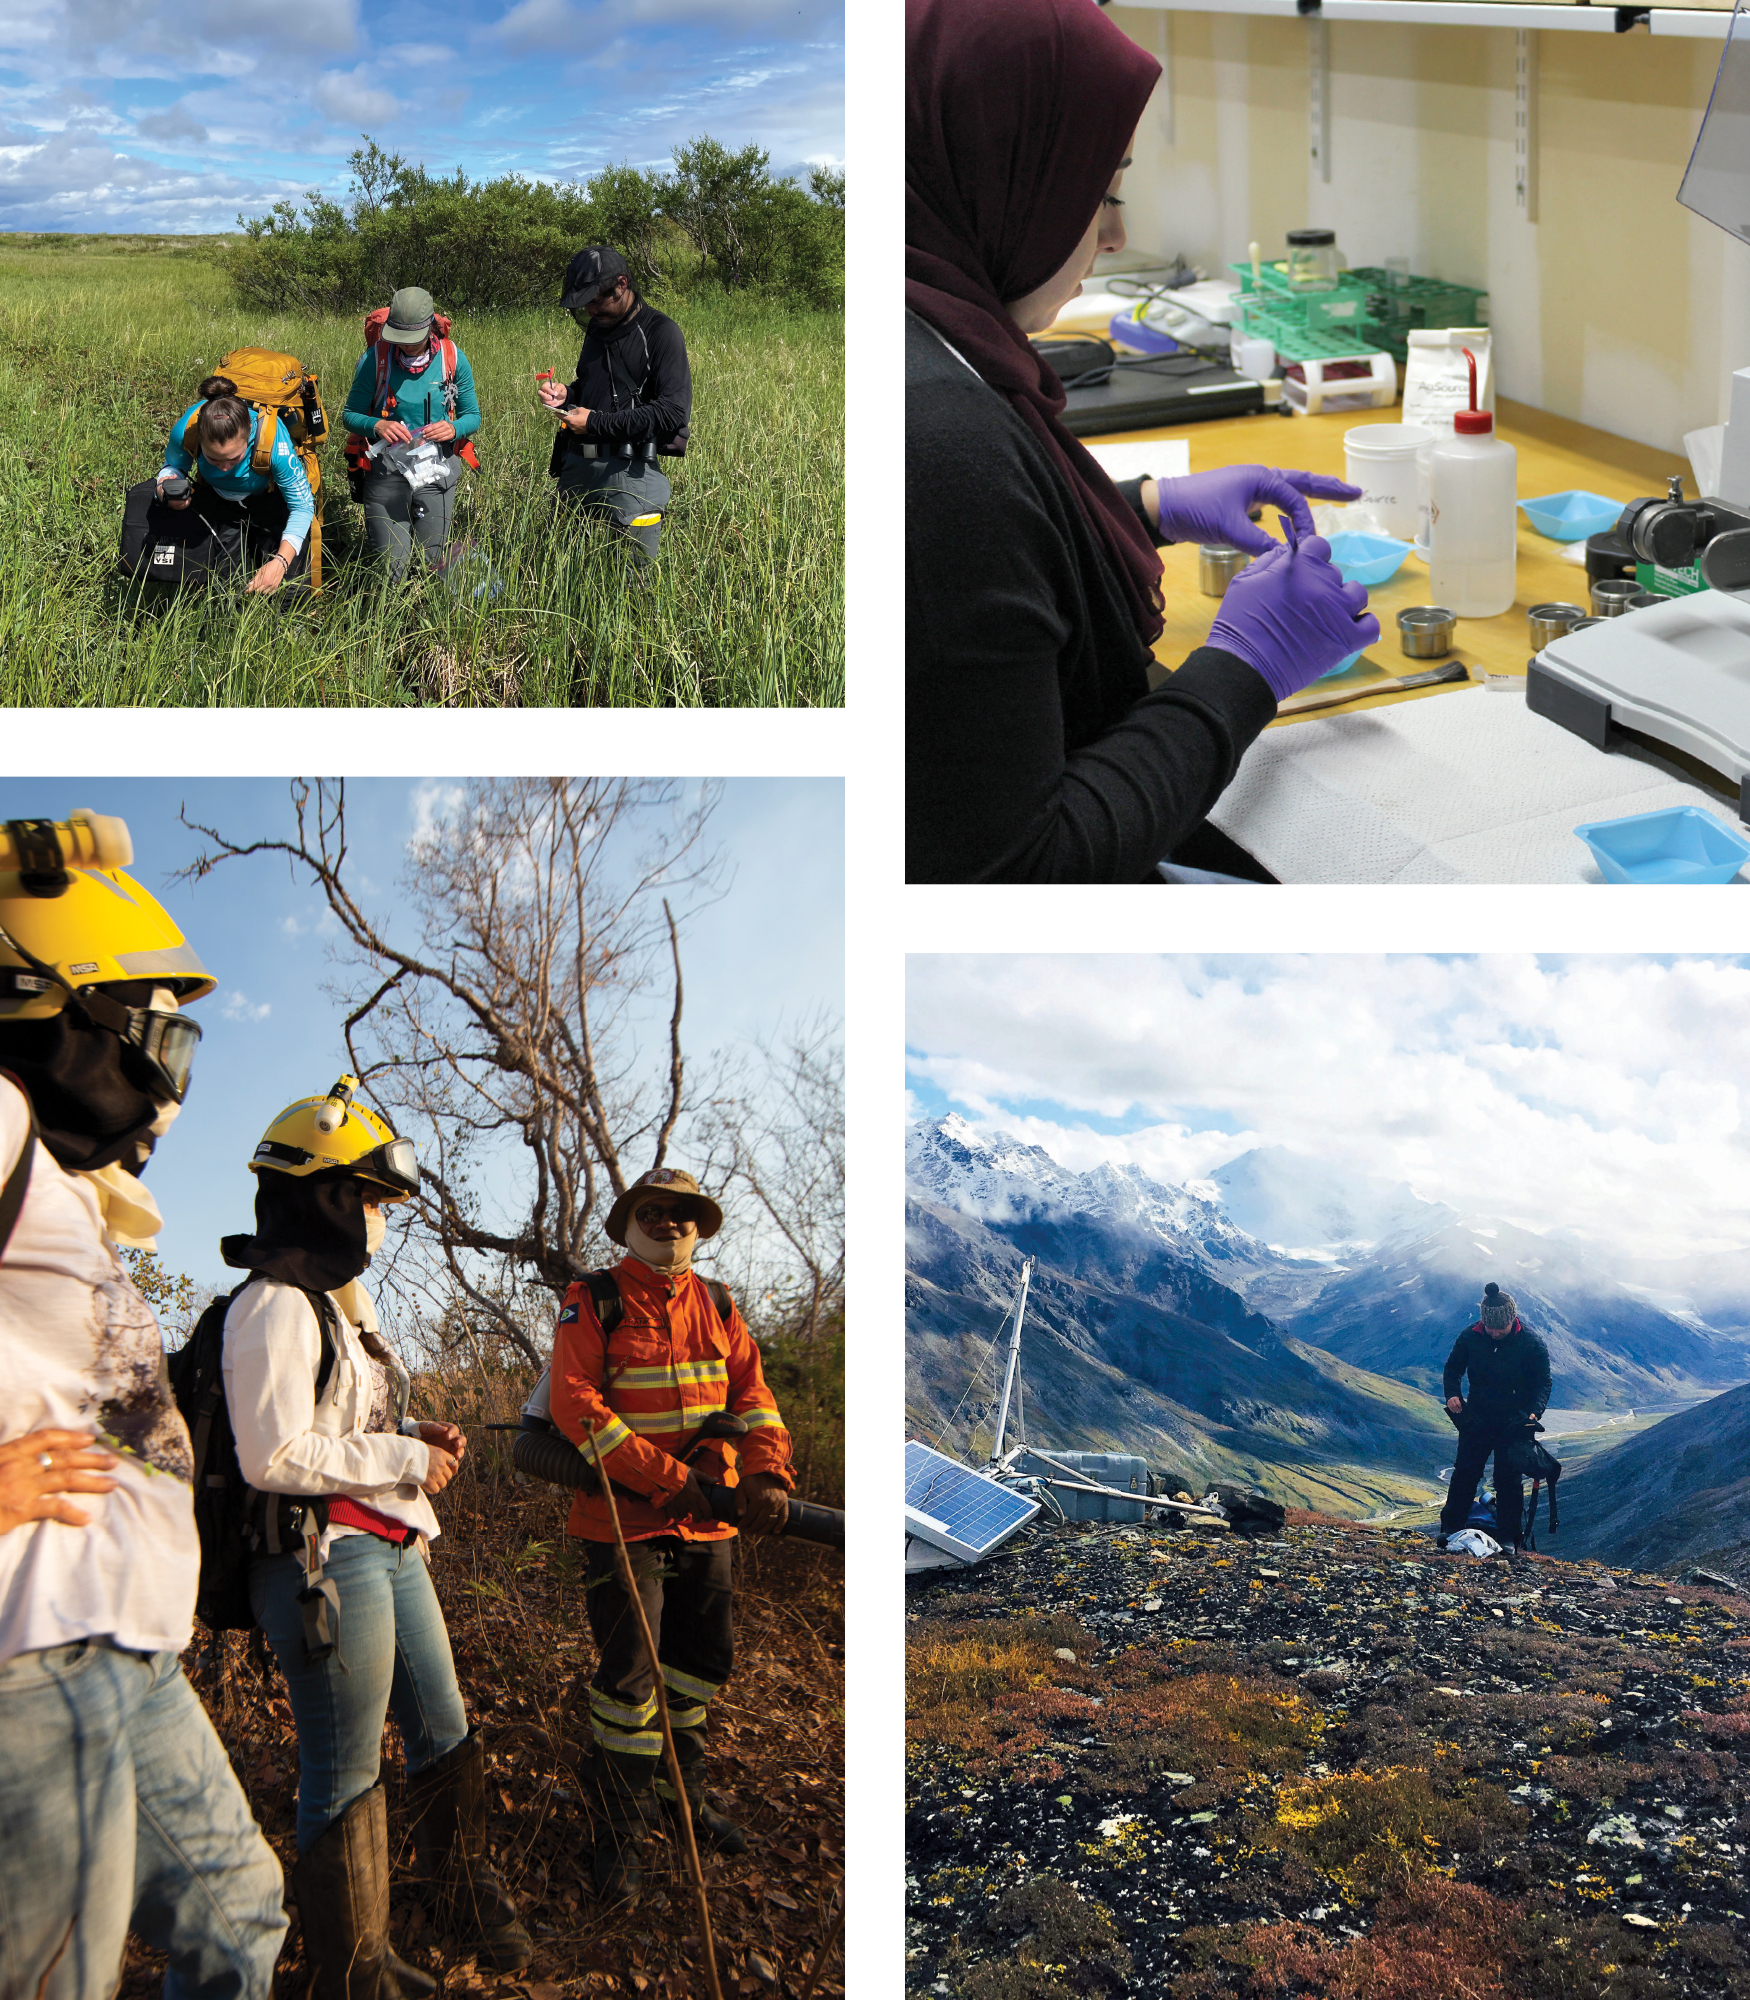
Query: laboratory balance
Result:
<box><xmin>1528</xmin><ymin>474</ymin><xmax>1750</xmax><ymax>819</ymax></box>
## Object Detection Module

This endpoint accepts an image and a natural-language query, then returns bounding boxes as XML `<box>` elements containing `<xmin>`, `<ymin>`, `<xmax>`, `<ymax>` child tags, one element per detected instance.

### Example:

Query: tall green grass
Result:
<box><xmin>0</xmin><ymin>237</ymin><xmax>843</xmax><ymax>706</ymax></box>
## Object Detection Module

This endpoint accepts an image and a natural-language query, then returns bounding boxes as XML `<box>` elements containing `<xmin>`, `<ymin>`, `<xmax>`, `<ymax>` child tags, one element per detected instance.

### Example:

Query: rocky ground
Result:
<box><xmin>906</xmin><ymin>1512</ymin><xmax>1750</xmax><ymax>1999</ymax></box>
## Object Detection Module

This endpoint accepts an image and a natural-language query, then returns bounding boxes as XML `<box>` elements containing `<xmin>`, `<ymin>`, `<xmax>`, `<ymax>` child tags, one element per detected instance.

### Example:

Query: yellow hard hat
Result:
<box><xmin>250</xmin><ymin>1074</ymin><xmax>420</xmax><ymax>1201</ymax></box>
<box><xmin>0</xmin><ymin>811</ymin><xmax>216</xmax><ymax>1024</ymax></box>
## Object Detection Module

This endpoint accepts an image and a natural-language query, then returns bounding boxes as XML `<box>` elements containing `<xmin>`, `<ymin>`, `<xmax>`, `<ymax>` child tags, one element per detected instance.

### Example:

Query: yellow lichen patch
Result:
<box><xmin>1089</xmin><ymin>1671</ymin><xmax>1326</xmax><ymax>1797</ymax></box>
<box><xmin>1261</xmin><ymin>1757</ymin><xmax>1529</xmax><ymax>1899</ymax></box>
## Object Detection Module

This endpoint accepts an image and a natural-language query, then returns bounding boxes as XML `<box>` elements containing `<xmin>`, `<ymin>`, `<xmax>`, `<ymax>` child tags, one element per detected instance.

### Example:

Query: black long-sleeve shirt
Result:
<box><xmin>562</xmin><ymin>301</ymin><xmax>692</xmax><ymax>448</ymax></box>
<box><xmin>906</xmin><ymin>311</ymin><xmax>1277</xmax><ymax>883</ymax></box>
<box><xmin>1443</xmin><ymin>1322</ymin><xmax>1553</xmax><ymax>1428</ymax></box>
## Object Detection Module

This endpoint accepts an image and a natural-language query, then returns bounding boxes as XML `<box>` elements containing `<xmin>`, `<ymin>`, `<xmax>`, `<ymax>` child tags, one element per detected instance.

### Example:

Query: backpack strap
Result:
<box><xmin>301</xmin><ymin>1286</ymin><xmax>340</xmax><ymax>1401</ymax></box>
<box><xmin>0</xmin><ymin>1070</ymin><xmax>36</xmax><ymax>1262</ymax></box>
<box><xmin>251</xmin><ymin>407</ymin><xmax>278</xmax><ymax>480</ymax></box>
<box><xmin>699</xmin><ymin>1276</ymin><xmax>733</xmax><ymax>1326</ymax></box>
<box><xmin>374</xmin><ymin>340</ymin><xmax>392</xmax><ymax>418</ymax></box>
<box><xmin>584</xmin><ymin>1266</ymin><xmax>624</xmax><ymax>1337</ymax></box>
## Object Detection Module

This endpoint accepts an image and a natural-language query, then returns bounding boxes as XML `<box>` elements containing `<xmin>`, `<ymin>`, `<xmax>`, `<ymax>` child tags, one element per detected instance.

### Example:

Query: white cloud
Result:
<box><xmin>220</xmin><ymin>990</ymin><xmax>272</xmax><ymax>1023</ymax></box>
<box><xmin>312</xmin><ymin>66</ymin><xmax>402</xmax><ymax>126</ymax></box>
<box><xmin>383</xmin><ymin>41</ymin><xmax>456</xmax><ymax>65</ymax></box>
<box><xmin>135</xmin><ymin>101</ymin><xmax>207</xmax><ymax>142</ymax></box>
<box><xmin>408</xmin><ymin>781</ymin><xmax>468</xmax><ymax>853</ymax></box>
<box><xmin>905</xmin><ymin>956</ymin><xmax>1750</xmax><ymax>1262</ymax></box>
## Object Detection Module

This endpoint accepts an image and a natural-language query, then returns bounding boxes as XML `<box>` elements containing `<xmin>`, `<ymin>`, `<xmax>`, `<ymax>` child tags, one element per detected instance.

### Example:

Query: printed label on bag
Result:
<box><xmin>152</xmin><ymin>545</ymin><xmax>177</xmax><ymax>567</ymax></box>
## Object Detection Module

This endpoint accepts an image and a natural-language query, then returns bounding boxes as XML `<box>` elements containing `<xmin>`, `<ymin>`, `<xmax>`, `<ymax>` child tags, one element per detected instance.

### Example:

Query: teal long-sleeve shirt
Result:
<box><xmin>341</xmin><ymin>344</ymin><xmax>481</xmax><ymax>441</ymax></box>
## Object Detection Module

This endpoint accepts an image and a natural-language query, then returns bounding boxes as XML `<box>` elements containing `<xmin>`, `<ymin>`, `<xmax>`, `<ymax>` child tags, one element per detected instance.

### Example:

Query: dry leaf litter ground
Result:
<box><xmin>119</xmin><ymin>1418</ymin><xmax>844</xmax><ymax>1999</ymax></box>
<box><xmin>907</xmin><ymin>1510</ymin><xmax>1750</xmax><ymax>1999</ymax></box>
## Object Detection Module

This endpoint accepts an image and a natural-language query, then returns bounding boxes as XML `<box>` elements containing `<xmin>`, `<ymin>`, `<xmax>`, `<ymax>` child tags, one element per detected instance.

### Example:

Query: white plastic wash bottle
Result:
<box><xmin>1425</xmin><ymin>348</ymin><xmax>1517</xmax><ymax>619</ymax></box>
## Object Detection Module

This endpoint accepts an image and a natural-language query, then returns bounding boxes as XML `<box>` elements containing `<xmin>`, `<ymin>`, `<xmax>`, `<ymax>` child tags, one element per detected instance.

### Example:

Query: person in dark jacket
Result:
<box><xmin>540</xmin><ymin>247</ymin><xmax>691</xmax><ymax>563</ymax></box>
<box><xmin>906</xmin><ymin>0</ymin><xmax>1378</xmax><ymax>885</ymax></box>
<box><xmin>1437</xmin><ymin>1283</ymin><xmax>1553</xmax><ymax>1552</ymax></box>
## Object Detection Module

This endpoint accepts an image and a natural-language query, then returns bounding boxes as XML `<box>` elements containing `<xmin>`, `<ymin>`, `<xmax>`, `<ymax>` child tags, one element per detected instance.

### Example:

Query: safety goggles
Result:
<box><xmin>633</xmin><ymin>1199</ymin><xmax>696</xmax><ymax>1229</ymax></box>
<box><xmin>118</xmin><ymin>1004</ymin><xmax>202</xmax><ymax>1103</ymax></box>
<box><xmin>0</xmin><ymin>959</ymin><xmax>202</xmax><ymax>1104</ymax></box>
<box><xmin>354</xmin><ymin>1137</ymin><xmax>421</xmax><ymax>1199</ymax></box>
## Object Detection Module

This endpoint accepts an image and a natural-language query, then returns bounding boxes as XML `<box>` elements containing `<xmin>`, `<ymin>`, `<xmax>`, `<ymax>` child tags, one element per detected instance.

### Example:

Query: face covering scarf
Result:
<box><xmin>0</xmin><ymin>994</ymin><xmax>177</xmax><ymax>1175</ymax></box>
<box><xmin>626</xmin><ymin>1217</ymin><xmax>696</xmax><ymax>1274</ymax></box>
<box><xmin>222</xmin><ymin>1169</ymin><xmax>374</xmax><ymax>1293</ymax></box>
<box><xmin>905</xmin><ymin>0</ymin><xmax>1165</xmax><ymax>644</ymax></box>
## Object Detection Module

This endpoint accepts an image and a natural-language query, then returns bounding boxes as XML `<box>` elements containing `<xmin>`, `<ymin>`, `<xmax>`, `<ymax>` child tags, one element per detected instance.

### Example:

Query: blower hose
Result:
<box><xmin>511</xmin><ymin>1418</ymin><xmax>844</xmax><ymax>1552</ymax></box>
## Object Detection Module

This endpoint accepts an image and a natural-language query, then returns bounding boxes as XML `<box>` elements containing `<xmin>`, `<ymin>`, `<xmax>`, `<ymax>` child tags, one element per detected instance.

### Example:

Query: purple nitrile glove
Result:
<box><xmin>1207</xmin><ymin>535</ymin><xmax>1381</xmax><ymax>701</ymax></box>
<box><xmin>1153</xmin><ymin>466</ymin><xmax>1364</xmax><ymax>557</ymax></box>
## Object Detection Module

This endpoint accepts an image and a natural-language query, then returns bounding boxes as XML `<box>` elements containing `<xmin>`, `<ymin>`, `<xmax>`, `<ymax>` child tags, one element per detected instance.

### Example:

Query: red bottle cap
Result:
<box><xmin>1453</xmin><ymin>344</ymin><xmax>1491</xmax><ymax>433</ymax></box>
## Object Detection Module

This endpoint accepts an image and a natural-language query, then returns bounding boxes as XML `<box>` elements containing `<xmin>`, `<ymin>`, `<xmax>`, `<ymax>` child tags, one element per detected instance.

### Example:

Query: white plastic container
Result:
<box><xmin>1425</xmin><ymin>401</ymin><xmax>1518</xmax><ymax>619</ymax></box>
<box><xmin>1343</xmin><ymin>422</ymin><xmax>1435</xmax><ymax>540</ymax></box>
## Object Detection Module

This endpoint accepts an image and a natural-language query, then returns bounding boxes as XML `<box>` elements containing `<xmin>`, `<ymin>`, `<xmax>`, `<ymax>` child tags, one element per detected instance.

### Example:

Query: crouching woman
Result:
<box><xmin>219</xmin><ymin>1077</ymin><xmax>530</xmax><ymax>1993</ymax></box>
<box><xmin>341</xmin><ymin>288</ymin><xmax>480</xmax><ymax>580</ymax></box>
<box><xmin>152</xmin><ymin>375</ymin><xmax>316</xmax><ymax>593</ymax></box>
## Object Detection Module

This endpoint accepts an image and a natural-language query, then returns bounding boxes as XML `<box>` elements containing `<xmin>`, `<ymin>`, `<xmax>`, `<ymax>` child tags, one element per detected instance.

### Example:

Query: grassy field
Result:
<box><xmin>0</xmin><ymin>235</ymin><xmax>844</xmax><ymax>707</ymax></box>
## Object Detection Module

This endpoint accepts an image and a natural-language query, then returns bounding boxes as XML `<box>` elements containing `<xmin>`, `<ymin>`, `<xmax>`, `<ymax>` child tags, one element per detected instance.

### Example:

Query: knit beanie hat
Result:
<box><xmin>1480</xmin><ymin>1281</ymin><xmax>1517</xmax><ymax>1332</ymax></box>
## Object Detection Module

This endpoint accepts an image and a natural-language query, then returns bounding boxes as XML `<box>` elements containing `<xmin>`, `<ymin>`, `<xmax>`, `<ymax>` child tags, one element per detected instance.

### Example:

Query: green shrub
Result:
<box><xmin>231</xmin><ymin>135</ymin><xmax>844</xmax><ymax>317</ymax></box>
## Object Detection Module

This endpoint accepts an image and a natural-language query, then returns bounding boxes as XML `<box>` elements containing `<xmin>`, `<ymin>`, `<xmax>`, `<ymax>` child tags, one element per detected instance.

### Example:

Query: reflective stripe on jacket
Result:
<box><xmin>548</xmin><ymin>1256</ymin><xmax>792</xmax><ymax>1544</ymax></box>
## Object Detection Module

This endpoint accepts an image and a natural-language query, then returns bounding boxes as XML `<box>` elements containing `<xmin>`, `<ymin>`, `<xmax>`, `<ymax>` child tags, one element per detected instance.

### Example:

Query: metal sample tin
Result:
<box><xmin>1398</xmin><ymin>606</ymin><xmax>1457</xmax><ymax>658</ymax></box>
<box><xmin>1591</xmin><ymin>579</ymin><xmax>1640</xmax><ymax>618</ymax></box>
<box><xmin>1527</xmin><ymin>603</ymin><xmax>1588</xmax><ymax>648</ymax></box>
<box><xmin>1198</xmin><ymin>543</ymin><xmax>1249</xmax><ymax>597</ymax></box>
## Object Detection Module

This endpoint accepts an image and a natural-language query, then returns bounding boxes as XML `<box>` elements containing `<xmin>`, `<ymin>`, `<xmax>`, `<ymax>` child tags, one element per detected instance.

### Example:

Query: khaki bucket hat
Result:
<box><xmin>606</xmin><ymin>1166</ymin><xmax>723</xmax><ymax>1247</ymax></box>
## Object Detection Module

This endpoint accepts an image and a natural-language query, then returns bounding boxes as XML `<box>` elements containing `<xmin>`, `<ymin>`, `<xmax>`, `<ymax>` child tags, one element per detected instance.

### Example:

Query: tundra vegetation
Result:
<box><xmin>0</xmin><ymin>140</ymin><xmax>844</xmax><ymax>707</ymax></box>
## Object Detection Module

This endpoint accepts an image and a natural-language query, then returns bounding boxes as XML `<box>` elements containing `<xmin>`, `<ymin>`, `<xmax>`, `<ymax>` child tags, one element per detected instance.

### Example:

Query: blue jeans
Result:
<box><xmin>251</xmin><ymin>1534</ymin><xmax>468</xmax><ymax>1852</ymax></box>
<box><xmin>0</xmin><ymin>1642</ymin><xmax>286</xmax><ymax>2000</ymax></box>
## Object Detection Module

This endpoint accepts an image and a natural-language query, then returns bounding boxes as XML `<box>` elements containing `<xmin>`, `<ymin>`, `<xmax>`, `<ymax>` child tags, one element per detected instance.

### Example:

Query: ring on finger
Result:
<box><xmin>37</xmin><ymin>1453</ymin><xmax>53</xmax><ymax>1471</ymax></box>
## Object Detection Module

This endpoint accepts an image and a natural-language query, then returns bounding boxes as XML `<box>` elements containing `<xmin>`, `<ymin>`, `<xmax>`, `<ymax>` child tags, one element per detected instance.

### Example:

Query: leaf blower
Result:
<box><xmin>511</xmin><ymin>1408</ymin><xmax>844</xmax><ymax>1553</ymax></box>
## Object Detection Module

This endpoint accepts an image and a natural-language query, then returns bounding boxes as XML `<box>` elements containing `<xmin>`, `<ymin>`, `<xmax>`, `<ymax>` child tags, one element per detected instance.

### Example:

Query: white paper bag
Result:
<box><xmin>1402</xmin><ymin>329</ymin><xmax>1494</xmax><ymax>436</ymax></box>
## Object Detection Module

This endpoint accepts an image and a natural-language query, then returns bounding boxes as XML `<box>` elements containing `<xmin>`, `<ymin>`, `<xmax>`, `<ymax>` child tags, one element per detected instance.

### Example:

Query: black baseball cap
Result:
<box><xmin>560</xmin><ymin>246</ymin><xmax>631</xmax><ymax>308</ymax></box>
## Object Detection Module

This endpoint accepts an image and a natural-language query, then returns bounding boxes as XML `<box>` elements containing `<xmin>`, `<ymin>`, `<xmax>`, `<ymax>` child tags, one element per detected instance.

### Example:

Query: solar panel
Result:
<box><xmin>904</xmin><ymin>1440</ymin><xmax>1039</xmax><ymax>1563</ymax></box>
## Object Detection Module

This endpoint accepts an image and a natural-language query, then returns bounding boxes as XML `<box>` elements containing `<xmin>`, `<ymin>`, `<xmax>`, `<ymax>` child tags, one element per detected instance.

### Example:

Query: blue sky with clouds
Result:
<box><xmin>0</xmin><ymin>0</ymin><xmax>842</xmax><ymax>232</ymax></box>
<box><xmin>5</xmin><ymin>777</ymin><xmax>842</xmax><ymax>1289</ymax></box>
<box><xmin>907</xmin><ymin>954</ymin><xmax>1750</xmax><ymax>1260</ymax></box>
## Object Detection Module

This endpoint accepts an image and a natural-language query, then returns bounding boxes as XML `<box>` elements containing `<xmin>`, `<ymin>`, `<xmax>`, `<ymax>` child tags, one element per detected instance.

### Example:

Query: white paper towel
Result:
<box><xmin>1209</xmin><ymin>682</ymin><xmax>1747</xmax><ymax>883</ymax></box>
<box><xmin>1086</xmin><ymin>438</ymin><xmax>1192</xmax><ymax>484</ymax></box>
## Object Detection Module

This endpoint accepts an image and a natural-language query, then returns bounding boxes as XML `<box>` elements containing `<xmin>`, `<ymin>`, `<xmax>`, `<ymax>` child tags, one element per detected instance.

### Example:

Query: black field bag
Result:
<box><xmin>118</xmin><ymin>479</ymin><xmax>245</xmax><ymax>587</ymax></box>
<box><xmin>166</xmin><ymin>1277</ymin><xmax>338</xmax><ymax>1635</ymax></box>
<box><xmin>118</xmin><ymin>483</ymin><xmax>310</xmax><ymax>590</ymax></box>
<box><xmin>1499</xmin><ymin>1428</ymin><xmax>1562</xmax><ymax>1549</ymax></box>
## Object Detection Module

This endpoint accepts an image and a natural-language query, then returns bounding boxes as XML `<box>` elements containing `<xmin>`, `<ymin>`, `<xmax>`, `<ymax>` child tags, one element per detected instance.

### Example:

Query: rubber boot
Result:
<box><xmin>405</xmin><ymin>1730</ymin><xmax>533</xmax><ymax>1972</ymax></box>
<box><xmin>292</xmin><ymin>1785</ymin><xmax>436</xmax><ymax>2000</ymax></box>
<box><xmin>591</xmin><ymin>1759</ymin><xmax>657</xmax><ymax>1905</ymax></box>
<box><xmin>658</xmin><ymin>1726</ymin><xmax>748</xmax><ymax>1857</ymax></box>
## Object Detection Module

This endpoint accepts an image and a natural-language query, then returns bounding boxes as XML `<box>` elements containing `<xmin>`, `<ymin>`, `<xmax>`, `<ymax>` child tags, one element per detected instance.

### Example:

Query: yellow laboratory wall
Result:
<box><xmin>1108</xmin><ymin>5</ymin><xmax>1750</xmax><ymax>454</ymax></box>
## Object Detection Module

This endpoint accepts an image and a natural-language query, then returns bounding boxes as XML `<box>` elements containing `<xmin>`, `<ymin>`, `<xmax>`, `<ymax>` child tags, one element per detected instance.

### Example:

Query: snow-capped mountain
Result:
<box><xmin>1280</xmin><ymin>1211</ymin><xmax>1747</xmax><ymax>1410</ymax></box>
<box><xmin>1206</xmin><ymin>1144</ymin><xmax>1451</xmax><ymax>1254</ymax></box>
<box><xmin>904</xmin><ymin>1115</ymin><xmax>1294</xmax><ymax>1285</ymax></box>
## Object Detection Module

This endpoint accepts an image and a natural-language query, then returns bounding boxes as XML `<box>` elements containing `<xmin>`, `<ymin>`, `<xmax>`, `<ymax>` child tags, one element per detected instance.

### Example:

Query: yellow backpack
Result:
<box><xmin>187</xmin><ymin>349</ymin><xmax>331</xmax><ymax>590</ymax></box>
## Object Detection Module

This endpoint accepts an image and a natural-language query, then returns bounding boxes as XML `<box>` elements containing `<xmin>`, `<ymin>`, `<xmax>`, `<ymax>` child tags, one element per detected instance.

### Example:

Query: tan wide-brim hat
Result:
<box><xmin>606</xmin><ymin>1167</ymin><xmax>723</xmax><ymax>1247</ymax></box>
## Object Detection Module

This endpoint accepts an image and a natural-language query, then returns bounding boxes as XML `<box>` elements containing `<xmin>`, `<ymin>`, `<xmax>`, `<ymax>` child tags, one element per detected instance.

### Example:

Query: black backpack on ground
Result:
<box><xmin>1208</xmin><ymin>1483</ymin><xmax>1288</xmax><ymax>1537</ymax></box>
<box><xmin>1498</xmin><ymin>1429</ymin><xmax>1562</xmax><ymax>1549</ymax></box>
<box><xmin>166</xmin><ymin>1277</ymin><xmax>339</xmax><ymax>1633</ymax></box>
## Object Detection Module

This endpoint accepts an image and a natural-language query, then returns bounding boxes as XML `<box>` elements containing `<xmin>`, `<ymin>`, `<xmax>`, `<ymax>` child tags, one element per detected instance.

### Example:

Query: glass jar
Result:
<box><xmin>1286</xmin><ymin>228</ymin><xmax>1340</xmax><ymax>293</ymax></box>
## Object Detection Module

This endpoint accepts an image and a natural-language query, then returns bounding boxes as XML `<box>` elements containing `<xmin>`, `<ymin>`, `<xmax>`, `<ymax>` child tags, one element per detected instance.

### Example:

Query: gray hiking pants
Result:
<box><xmin>555</xmin><ymin>452</ymin><xmax>670</xmax><ymax>563</ymax></box>
<box><xmin>360</xmin><ymin>458</ymin><xmax>463</xmax><ymax>580</ymax></box>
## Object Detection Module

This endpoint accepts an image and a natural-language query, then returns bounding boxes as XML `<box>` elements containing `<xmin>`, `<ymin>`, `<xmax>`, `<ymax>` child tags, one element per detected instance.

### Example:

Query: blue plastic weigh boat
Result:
<box><xmin>1572</xmin><ymin>807</ymin><xmax>1750</xmax><ymax>884</ymax></box>
<box><xmin>1323</xmin><ymin>531</ymin><xmax>1413</xmax><ymax>587</ymax></box>
<box><xmin>1519</xmin><ymin>490</ymin><xmax>1624</xmax><ymax>544</ymax></box>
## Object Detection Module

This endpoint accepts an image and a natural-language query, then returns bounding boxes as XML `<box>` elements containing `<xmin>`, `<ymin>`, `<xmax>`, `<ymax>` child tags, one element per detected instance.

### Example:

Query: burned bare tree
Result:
<box><xmin>706</xmin><ymin>1016</ymin><xmax>844</xmax><ymax>1348</ymax></box>
<box><xmin>180</xmin><ymin>778</ymin><xmax>726</xmax><ymax>1364</ymax></box>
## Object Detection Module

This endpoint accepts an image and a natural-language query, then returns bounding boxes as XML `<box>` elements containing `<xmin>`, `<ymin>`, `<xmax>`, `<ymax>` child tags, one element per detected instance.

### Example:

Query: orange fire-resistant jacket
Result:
<box><xmin>548</xmin><ymin>1256</ymin><xmax>794</xmax><ymax>1543</ymax></box>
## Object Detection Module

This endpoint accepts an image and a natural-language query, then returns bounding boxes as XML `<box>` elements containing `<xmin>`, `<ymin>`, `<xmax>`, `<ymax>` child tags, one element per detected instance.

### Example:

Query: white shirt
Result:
<box><xmin>0</xmin><ymin>1077</ymin><xmax>200</xmax><ymax>1664</ymax></box>
<box><xmin>222</xmin><ymin>1277</ymin><xmax>439</xmax><ymax>1545</ymax></box>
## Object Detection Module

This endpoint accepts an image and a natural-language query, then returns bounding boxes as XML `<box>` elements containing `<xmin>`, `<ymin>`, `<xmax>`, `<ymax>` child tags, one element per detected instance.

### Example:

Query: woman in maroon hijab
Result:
<box><xmin>906</xmin><ymin>0</ymin><xmax>1378</xmax><ymax>883</ymax></box>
